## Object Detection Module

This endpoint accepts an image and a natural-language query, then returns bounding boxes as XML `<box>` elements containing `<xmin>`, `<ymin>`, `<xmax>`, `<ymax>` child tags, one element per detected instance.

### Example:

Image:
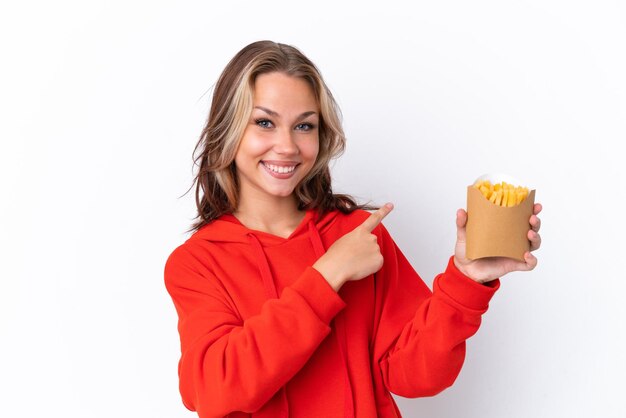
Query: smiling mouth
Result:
<box><xmin>261</xmin><ymin>162</ymin><xmax>298</xmax><ymax>174</ymax></box>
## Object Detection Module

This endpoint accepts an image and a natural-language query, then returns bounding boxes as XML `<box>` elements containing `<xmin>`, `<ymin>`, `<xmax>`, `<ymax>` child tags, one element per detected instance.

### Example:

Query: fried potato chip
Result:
<box><xmin>473</xmin><ymin>180</ymin><xmax>529</xmax><ymax>207</ymax></box>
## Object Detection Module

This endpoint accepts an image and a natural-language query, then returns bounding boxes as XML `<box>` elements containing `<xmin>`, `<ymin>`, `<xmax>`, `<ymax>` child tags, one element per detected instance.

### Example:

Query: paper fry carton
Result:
<box><xmin>466</xmin><ymin>175</ymin><xmax>535</xmax><ymax>261</ymax></box>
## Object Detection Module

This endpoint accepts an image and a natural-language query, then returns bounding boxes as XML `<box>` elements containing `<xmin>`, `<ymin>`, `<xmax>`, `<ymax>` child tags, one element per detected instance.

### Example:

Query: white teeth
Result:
<box><xmin>263</xmin><ymin>162</ymin><xmax>296</xmax><ymax>174</ymax></box>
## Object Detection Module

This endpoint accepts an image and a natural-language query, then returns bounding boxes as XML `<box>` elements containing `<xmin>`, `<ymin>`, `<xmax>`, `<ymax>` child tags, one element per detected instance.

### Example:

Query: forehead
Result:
<box><xmin>252</xmin><ymin>72</ymin><xmax>318</xmax><ymax>111</ymax></box>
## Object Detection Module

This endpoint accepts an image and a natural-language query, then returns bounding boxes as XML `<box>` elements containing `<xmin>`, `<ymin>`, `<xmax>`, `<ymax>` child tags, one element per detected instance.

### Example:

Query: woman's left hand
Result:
<box><xmin>453</xmin><ymin>203</ymin><xmax>542</xmax><ymax>283</ymax></box>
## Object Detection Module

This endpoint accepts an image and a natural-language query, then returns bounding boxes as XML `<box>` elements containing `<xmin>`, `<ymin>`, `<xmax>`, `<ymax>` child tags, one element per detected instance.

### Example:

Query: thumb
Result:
<box><xmin>361</xmin><ymin>203</ymin><xmax>394</xmax><ymax>232</ymax></box>
<box><xmin>456</xmin><ymin>208</ymin><xmax>467</xmax><ymax>243</ymax></box>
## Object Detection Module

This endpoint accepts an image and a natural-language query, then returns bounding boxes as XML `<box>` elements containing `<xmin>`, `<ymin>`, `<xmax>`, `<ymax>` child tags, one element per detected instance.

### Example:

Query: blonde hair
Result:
<box><xmin>187</xmin><ymin>40</ymin><xmax>372</xmax><ymax>233</ymax></box>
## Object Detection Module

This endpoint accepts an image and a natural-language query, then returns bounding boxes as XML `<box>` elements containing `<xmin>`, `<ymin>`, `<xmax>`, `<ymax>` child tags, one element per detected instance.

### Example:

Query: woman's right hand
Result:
<box><xmin>313</xmin><ymin>203</ymin><xmax>394</xmax><ymax>291</ymax></box>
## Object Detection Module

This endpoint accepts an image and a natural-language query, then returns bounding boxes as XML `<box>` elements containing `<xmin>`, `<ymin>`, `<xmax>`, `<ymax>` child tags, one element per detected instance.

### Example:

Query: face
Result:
<box><xmin>234</xmin><ymin>72</ymin><xmax>320</xmax><ymax>205</ymax></box>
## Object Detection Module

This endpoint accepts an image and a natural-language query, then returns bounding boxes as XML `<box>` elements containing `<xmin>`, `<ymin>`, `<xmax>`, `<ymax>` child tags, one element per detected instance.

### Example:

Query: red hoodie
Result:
<box><xmin>164</xmin><ymin>209</ymin><xmax>499</xmax><ymax>418</ymax></box>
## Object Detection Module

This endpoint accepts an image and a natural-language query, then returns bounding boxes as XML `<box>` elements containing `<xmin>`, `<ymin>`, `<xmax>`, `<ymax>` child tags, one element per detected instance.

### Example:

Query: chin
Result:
<box><xmin>268</xmin><ymin>188</ymin><xmax>297</xmax><ymax>198</ymax></box>
<box><xmin>260</xmin><ymin>181</ymin><xmax>300</xmax><ymax>197</ymax></box>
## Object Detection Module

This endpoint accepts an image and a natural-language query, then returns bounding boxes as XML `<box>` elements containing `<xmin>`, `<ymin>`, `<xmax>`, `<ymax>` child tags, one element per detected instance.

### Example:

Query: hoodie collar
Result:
<box><xmin>188</xmin><ymin>209</ymin><xmax>339</xmax><ymax>246</ymax></box>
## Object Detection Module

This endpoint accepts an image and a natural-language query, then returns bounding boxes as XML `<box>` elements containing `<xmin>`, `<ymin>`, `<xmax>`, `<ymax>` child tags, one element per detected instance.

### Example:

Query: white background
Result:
<box><xmin>1</xmin><ymin>0</ymin><xmax>625</xmax><ymax>417</ymax></box>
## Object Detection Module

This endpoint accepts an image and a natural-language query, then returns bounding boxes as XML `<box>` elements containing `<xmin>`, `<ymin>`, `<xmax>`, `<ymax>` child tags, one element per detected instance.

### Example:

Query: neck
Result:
<box><xmin>234</xmin><ymin>194</ymin><xmax>305</xmax><ymax>238</ymax></box>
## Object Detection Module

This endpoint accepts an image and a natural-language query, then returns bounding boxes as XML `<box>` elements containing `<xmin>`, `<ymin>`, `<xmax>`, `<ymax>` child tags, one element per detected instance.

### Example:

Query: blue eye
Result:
<box><xmin>296</xmin><ymin>123</ymin><xmax>315</xmax><ymax>131</ymax></box>
<box><xmin>255</xmin><ymin>119</ymin><xmax>273</xmax><ymax>129</ymax></box>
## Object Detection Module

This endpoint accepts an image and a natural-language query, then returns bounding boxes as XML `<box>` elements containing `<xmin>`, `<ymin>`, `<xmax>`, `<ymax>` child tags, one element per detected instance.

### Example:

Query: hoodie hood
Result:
<box><xmin>188</xmin><ymin>208</ymin><xmax>339</xmax><ymax>313</ymax></box>
<box><xmin>189</xmin><ymin>209</ymin><xmax>340</xmax><ymax>245</ymax></box>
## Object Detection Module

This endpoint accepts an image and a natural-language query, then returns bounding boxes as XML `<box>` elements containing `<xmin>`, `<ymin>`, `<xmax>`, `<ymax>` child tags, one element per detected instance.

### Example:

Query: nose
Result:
<box><xmin>273</xmin><ymin>128</ymin><xmax>299</xmax><ymax>155</ymax></box>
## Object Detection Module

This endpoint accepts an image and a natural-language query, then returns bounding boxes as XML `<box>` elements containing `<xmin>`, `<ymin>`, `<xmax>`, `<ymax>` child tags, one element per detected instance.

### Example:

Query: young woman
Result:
<box><xmin>164</xmin><ymin>40</ymin><xmax>542</xmax><ymax>418</ymax></box>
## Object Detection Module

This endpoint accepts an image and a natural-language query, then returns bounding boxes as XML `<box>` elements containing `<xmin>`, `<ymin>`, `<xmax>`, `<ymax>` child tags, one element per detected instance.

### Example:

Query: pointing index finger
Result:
<box><xmin>361</xmin><ymin>203</ymin><xmax>394</xmax><ymax>232</ymax></box>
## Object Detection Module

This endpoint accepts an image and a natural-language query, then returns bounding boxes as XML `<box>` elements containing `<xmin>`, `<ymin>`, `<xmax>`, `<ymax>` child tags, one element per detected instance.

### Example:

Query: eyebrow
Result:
<box><xmin>254</xmin><ymin>106</ymin><xmax>318</xmax><ymax>120</ymax></box>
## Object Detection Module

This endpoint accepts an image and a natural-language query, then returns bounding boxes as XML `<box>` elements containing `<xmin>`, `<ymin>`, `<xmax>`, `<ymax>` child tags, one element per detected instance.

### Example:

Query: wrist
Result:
<box><xmin>453</xmin><ymin>256</ymin><xmax>490</xmax><ymax>284</ymax></box>
<box><xmin>312</xmin><ymin>260</ymin><xmax>345</xmax><ymax>292</ymax></box>
<box><xmin>325</xmin><ymin>274</ymin><xmax>345</xmax><ymax>292</ymax></box>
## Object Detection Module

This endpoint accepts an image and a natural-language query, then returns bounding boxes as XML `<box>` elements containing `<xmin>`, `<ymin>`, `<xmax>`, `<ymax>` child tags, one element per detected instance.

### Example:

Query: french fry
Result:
<box><xmin>507</xmin><ymin>191</ymin><xmax>516</xmax><ymax>207</ymax></box>
<box><xmin>494</xmin><ymin>189</ymin><xmax>503</xmax><ymax>206</ymax></box>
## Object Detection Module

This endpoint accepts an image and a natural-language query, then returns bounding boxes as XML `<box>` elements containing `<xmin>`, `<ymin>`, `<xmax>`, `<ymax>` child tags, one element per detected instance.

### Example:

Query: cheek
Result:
<box><xmin>237</xmin><ymin>133</ymin><xmax>270</xmax><ymax>161</ymax></box>
<box><xmin>303</xmin><ymin>137</ymin><xmax>320</xmax><ymax>162</ymax></box>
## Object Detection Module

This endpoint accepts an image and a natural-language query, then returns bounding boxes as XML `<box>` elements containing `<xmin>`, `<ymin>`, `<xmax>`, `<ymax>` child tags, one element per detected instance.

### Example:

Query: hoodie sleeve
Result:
<box><xmin>371</xmin><ymin>224</ymin><xmax>499</xmax><ymax>398</ymax></box>
<box><xmin>164</xmin><ymin>245</ymin><xmax>346</xmax><ymax>417</ymax></box>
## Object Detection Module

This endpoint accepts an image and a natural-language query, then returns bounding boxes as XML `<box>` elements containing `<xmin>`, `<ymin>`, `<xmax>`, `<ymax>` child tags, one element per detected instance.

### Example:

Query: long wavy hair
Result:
<box><xmin>186</xmin><ymin>40</ymin><xmax>374</xmax><ymax>233</ymax></box>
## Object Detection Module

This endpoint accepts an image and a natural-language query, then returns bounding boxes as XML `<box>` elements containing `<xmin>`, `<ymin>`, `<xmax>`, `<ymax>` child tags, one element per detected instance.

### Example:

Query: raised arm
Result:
<box><xmin>164</xmin><ymin>246</ymin><xmax>345</xmax><ymax>416</ymax></box>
